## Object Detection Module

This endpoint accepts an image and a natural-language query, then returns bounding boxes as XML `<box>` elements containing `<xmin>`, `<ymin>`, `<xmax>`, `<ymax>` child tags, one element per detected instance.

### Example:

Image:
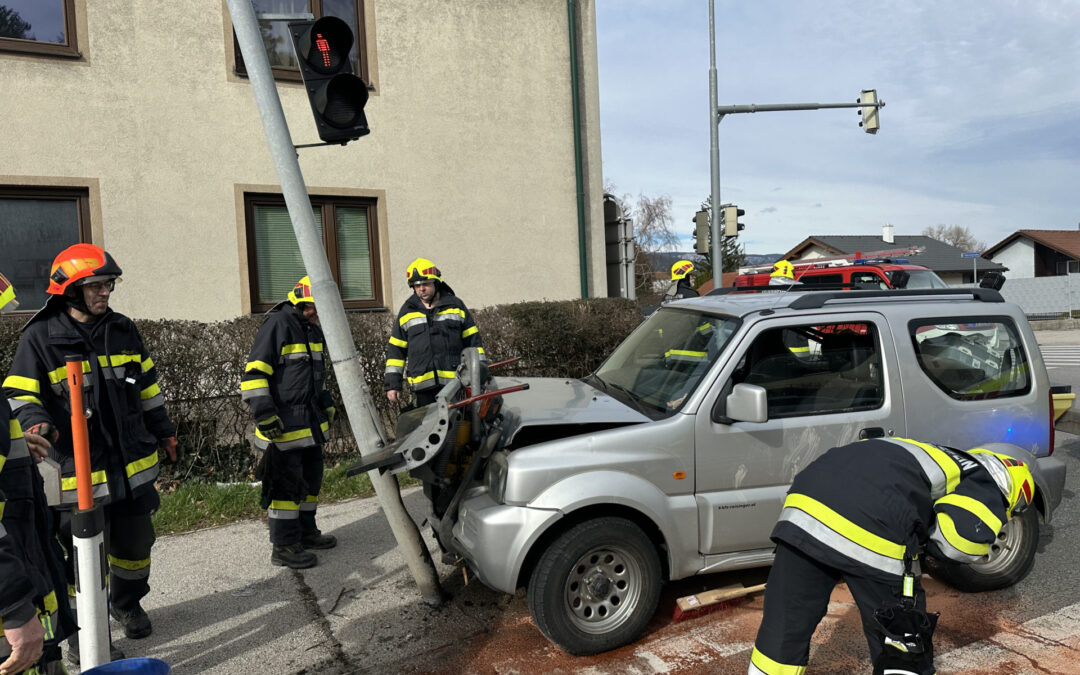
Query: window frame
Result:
<box><xmin>233</xmin><ymin>0</ymin><xmax>369</xmax><ymax>86</ymax></box>
<box><xmin>0</xmin><ymin>0</ymin><xmax>80</xmax><ymax>58</ymax></box>
<box><xmin>244</xmin><ymin>192</ymin><xmax>382</xmax><ymax>313</ymax></box>
<box><xmin>0</xmin><ymin>184</ymin><xmax>92</xmax><ymax>314</ymax></box>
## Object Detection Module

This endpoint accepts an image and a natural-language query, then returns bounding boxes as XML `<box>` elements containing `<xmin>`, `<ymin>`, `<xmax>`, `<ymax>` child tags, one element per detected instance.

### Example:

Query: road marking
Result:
<box><xmin>934</xmin><ymin>601</ymin><xmax>1080</xmax><ymax>672</ymax></box>
<box><xmin>1040</xmin><ymin>345</ymin><xmax>1080</xmax><ymax>368</ymax></box>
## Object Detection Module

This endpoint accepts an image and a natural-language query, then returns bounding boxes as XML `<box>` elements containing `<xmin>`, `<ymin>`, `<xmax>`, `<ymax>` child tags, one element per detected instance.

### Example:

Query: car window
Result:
<box><xmin>895</xmin><ymin>269</ymin><xmax>948</xmax><ymax>289</ymax></box>
<box><xmin>851</xmin><ymin>271</ymin><xmax>888</xmax><ymax>289</ymax></box>
<box><xmin>729</xmin><ymin>322</ymin><xmax>883</xmax><ymax>418</ymax></box>
<box><xmin>910</xmin><ymin>318</ymin><xmax>1030</xmax><ymax>399</ymax></box>
<box><xmin>799</xmin><ymin>273</ymin><xmax>843</xmax><ymax>285</ymax></box>
<box><xmin>594</xmin><ymin>309</ymin><xmax>740</xmax><ymax>418</ymax></box>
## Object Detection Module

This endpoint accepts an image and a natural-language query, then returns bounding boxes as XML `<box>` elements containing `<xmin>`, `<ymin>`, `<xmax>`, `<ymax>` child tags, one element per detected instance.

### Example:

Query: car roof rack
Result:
<box><xmin>706</xmin><ymin>282</ymin><xmax>876</xmax><ymax>296</ymax></box>
<box><xmin>786</xmin><ymin>288</ymin><xmax>1004</xmax><ymax>309</ymax></box>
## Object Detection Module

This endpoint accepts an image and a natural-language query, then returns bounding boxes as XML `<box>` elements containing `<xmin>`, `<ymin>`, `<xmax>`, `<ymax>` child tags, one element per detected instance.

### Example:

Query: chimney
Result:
<box><xmin>883</xmin><ymin>223</ymin><xmax>894</xmax><ymax>244</ymax></box>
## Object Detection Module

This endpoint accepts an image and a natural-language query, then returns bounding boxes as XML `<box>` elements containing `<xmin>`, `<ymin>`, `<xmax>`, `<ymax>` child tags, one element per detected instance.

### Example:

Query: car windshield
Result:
<box><xmin>592</xmin><ymin>309</ymin><xmax>740</xmax><ymax>419</ymax></box>
<box><xmin>895</xmin><ymin>269</ymin><xmax>948</xmax><ymax>289</ymax></box>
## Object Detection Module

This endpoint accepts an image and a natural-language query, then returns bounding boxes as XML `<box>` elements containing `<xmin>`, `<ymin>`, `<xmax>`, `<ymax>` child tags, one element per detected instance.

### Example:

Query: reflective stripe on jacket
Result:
<box><xmin>241</xmin><ymin>303</ymin><xmax>332</xmax><ymax>450</ymax></box>
<box><xmin>2</xmin><ymin>307</ymin><xmax>174</xmax><ymax>507</ymax></box>
<box><xmin>384</xmin><ymin>291</ymin><xmax>484</xmax><ymax>393</ymax></box>
<box><xmin>771</xmin><ymin>437</ymin><xmax>1009</xmax><ymax>581</ymax></box>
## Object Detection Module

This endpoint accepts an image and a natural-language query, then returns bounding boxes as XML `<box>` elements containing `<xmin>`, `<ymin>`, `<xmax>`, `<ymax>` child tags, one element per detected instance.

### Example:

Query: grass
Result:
<box><xmin>152</xmin><ymin>465</ymin><xmax>419</xmax><ymax>536</ymax></box>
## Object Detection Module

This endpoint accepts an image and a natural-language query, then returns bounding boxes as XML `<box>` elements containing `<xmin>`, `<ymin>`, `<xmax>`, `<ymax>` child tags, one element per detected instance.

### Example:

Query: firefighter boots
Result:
<box><xmin>301</xmin><ymin>531</ymin><xmax>338</xmax><ymax>550</ymax></box>
<box><xmin>271</xmin><ymin>543</ymin><xmax>318</xmax><ymax>569</ymax></box>
<box><xmin>111</xmin><ymin>603</ymin><xmax>153</xmax><ymax>639</ymax></box>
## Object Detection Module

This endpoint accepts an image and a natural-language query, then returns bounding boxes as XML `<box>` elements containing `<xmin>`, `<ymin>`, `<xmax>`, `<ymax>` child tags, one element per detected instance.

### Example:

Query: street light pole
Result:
<box><xmin>708</xmin><ymin>0</ymin><xmax>722</xmax><ymax>289</ymax></box>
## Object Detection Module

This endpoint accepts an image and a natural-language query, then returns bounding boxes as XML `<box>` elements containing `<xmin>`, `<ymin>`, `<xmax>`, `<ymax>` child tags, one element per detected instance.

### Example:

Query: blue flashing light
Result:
<box><xmin>893</xmin><ymin>258</ymin><xmax>909</xmax><ymax>264</ymax></box>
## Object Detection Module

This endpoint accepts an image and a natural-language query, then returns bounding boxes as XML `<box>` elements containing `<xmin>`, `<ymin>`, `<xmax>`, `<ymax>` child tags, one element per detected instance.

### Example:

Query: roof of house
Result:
<box><xmin>984</xmin><ymin>229</ymin><xmax>1080</xmax><ymax>260</ymax></box>
<box><xmin>783</xmin><ymin>235</ymin><xmax>1006</xmax><ymax>272</ymax></box>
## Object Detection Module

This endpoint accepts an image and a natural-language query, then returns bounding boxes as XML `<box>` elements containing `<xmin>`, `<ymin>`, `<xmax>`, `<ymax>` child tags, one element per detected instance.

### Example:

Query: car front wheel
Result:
<box><xmin>527</xmin><ymin>517</ymin><xmax>662</xmax><ymax>655</ymax></box>
<box><xmin>925</xmin><ymin>507</ymin><xmax>1039</xmax><ymax>592</ymax></box>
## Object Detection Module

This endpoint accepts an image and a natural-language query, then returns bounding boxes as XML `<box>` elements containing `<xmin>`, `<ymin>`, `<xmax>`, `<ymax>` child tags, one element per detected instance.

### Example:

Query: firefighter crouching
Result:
<box><xmin>241</xmin><ymin>277</ymin><xmax>337</xmax><ymax>570</ymax></box>
<box><xmin>748</xmin><ymin>437</ymin><xmax>1035</xmax><ymax>675</ymax></box>
<box><xmin>1</xmin><ymin>273</ymin><xmax>76</xmax><ymax>675</ymax></box>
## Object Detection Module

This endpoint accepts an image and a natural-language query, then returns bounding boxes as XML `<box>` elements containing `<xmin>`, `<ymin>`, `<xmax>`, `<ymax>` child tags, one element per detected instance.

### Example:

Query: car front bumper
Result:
<box><xmin>452</xmin><ymin>490</ymin><xmax>562</xmax><ymax>594</ymax></box>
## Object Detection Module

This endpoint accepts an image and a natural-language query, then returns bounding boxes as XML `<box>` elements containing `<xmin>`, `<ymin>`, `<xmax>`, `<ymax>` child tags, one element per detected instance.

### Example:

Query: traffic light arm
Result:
<box><xmin>716</xmin><ymin>100</ymin><xmax>884</xmax><ymax>116</ymax></box>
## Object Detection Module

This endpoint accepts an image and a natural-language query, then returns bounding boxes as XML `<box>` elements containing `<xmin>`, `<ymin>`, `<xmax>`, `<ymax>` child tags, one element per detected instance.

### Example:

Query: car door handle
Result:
<box><xmin>859</xmin><ymin>427</ymin><xmax>886</xmax><ymax>440</ymax></box>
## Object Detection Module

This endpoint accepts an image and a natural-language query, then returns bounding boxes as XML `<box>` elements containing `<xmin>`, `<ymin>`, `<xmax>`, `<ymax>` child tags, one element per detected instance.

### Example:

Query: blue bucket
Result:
<box><xmin>82</xmin><ymin>657</ymin><xmax>171</xmax><ymax>675</ymax></box>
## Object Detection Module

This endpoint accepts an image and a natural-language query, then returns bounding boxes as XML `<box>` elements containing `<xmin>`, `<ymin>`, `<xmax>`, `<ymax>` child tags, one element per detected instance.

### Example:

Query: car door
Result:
<box><xmin>691</xmin><ymin>312</ymin><xmax>908</xmax><ymax>555</ymax></box>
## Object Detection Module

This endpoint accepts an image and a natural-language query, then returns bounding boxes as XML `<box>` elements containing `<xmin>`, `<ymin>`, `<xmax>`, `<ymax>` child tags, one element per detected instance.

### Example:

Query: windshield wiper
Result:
<box><xmin>584</xmin><ymin>373</ymin><xmax>609</xmax><ymax>393</ymax></box>
<box><xmin>604</xmin><ymin>381</ymin><xmax>653</xmax><ymax>416</ymax></box>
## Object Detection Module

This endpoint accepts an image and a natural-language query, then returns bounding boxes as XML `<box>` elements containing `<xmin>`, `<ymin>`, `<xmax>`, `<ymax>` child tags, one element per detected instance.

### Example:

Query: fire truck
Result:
<box><xmin>734</xmin><ymin>246</ymin><xmax>948</xmax><ymax>290</ymax></box>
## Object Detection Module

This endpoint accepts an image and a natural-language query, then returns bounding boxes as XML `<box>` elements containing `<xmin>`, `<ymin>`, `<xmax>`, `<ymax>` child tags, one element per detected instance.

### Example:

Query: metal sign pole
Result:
<box><xmin>708</xmin><ymin>0</ymin><xmax>722</xmax><ymax>288</ymax></box>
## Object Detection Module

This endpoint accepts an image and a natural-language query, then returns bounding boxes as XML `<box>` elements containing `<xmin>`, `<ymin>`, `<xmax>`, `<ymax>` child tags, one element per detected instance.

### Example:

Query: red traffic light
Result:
<box><xmin>289</xmin><ymin>17</ymin><xmax>370</xmax><ymax>144</ymax></box>
<box><xmin>296</xmin><ymin>16</ymin><xmax>353</xmax><ymax>75</ymax></box>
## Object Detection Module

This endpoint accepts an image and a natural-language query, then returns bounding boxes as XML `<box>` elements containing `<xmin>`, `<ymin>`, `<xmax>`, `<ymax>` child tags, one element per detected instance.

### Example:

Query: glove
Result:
<box><xmin>27</xmin><ymin>422</ymin><xmax>59</xmax><ymax>444</ymax></box>
<box><xmin>326</xmin><ymin>406</ymin><xmax>337</xmax><ymax>424</ymax></box>
<box><xmin>159</xmin><ymin>436</ymin><xmax>179</xmax><ymax>462</ymax></box>
<box><xmin>318</xmin><ymin>390</ymin><xmax>336</xmax><ymax>424</ymax></box>
<box><xmin>256</xmin><ymin>416</ymin><xmax>285</xmax><ymax>440</ymax></box>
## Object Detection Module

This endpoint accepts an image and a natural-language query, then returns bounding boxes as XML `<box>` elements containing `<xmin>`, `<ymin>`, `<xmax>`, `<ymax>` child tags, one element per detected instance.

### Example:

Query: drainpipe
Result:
<box><xmin>568</xmin><ymin>0</ymin><xmax>589</xmax><ymax>297</ymax></box>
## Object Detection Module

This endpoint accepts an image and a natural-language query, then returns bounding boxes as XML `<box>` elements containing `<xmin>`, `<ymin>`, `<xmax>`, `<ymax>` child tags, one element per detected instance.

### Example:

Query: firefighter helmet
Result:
<box><xmin>771</xmin><ymin>260</ymin><xmax>794</xmax><ymax>279</ymax></box>
<box><xmin>671</xmin><ymin>260</ymin><xmax>695</xmax><ymax>281</ymax></box>
<box><xmin>968</xmin><ymin>448</ymin><xmax>1035</xmax><ymax>515</ymax></box>
<box><xmin>46</xmin><ymin>243</ymin><xmax>122</xmax><ymax>296</ymax></box>
<box><xmin>0</xmin><ymin>272</ymin><xmax>18</xmax><ymax>313</ymax></box>
<box><xmin>288</xmin><ymin>276</ymin><xmax>315</xmax><ymax>305</ymax></box>
<box><xmin>406</xmin><ymin>257</ymin><xmax>442</xmax><ymax>286</ymax></box>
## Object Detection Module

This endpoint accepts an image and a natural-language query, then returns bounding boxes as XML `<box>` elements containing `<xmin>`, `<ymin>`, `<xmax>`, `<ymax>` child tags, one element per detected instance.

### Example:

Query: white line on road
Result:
<box><xmin>934</xmin><ymin>601</ymin><xmax>1080</xmax><ymax>672</ymax></box>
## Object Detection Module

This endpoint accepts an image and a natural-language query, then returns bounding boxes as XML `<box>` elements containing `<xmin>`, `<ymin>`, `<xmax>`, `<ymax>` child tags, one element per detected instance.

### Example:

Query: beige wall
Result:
<box><xmin>0</xmin><ymin>0</ymin><xmax>606</xmax><ymax>321</ymax></box>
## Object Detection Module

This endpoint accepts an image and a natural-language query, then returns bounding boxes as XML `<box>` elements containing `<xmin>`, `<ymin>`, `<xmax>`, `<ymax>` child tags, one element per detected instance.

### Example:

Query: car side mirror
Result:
<box><xmin>725</xmin><ymin>383</ymin><xmax>768</xmax><ymax>423</ymax></box>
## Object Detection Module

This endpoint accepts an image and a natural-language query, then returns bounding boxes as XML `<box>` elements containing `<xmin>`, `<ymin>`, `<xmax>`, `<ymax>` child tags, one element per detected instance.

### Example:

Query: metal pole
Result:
<box><xmin>708</xmin><ymin>0</ymin><xmax>722</xmax><ymax>288</ymax></box>
<box><xmin>227</xmin><ymin>0</ymin><xmax>443</xmax><ymax>604</ymax></box>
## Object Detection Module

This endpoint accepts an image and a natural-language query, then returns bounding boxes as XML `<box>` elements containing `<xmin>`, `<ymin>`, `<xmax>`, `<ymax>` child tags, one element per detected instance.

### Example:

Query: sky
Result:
<box><xmin>595</xmin><ymin>0</ymin><xmax>1080</xmax><ymax>255</ymax></box>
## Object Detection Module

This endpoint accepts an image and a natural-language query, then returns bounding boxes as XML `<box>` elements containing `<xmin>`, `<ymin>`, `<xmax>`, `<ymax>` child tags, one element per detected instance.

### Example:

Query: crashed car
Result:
<box><xmin>353</xmin><ymin>286</ymin><xmax>1066</xmax><ymax>655</ymax></box>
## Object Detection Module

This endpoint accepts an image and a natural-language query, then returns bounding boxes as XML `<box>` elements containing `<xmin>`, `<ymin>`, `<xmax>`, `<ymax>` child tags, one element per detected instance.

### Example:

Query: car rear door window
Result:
<box><xmin>909</xmin><ymin>318</ymin><xmax>1030</xmax><ymax>399</ymax></box>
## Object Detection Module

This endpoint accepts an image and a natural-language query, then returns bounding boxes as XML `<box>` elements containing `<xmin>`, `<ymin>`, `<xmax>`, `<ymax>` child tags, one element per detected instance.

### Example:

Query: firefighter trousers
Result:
<box><xmin>749</xmin><ymin>540</ymin><xmax>933</xmax><ymax>675</ymax></box>
<box><xmin>57</xmin><ymin>490</ymin><xmax>158</xmax><ymax>615</ymax></box>
<box><xmin>263</xmin><ymin>444</ymin><xmax>325</xmax><ymax>545</ymax></box>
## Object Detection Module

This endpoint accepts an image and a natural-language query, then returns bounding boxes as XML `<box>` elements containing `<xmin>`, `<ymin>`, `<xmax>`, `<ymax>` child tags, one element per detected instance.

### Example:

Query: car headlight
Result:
<box><xmin>485</xmin><ymin>452</ymin><xmax>508</xmax><ymax>503</ymax></box>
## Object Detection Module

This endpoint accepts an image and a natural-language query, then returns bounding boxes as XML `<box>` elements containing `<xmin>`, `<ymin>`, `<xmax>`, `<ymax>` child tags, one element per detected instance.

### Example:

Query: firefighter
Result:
<box><xmin>241</xmin><ymin>276</ymin><xmax>337</xmax><ymax>570</ymax></box>
<box><xmin>661</xmin><ymin>260</ymin><xmax>699</xmax><ymax>304</ymax></box>
<box><xmin>767</xmin><ymin>259</ymin><xmax>797</xmax><ymax>286</ymax></box>
<box><xmin>0</xmin><ymin>273</ymin><xmax>75</xmax><ymax>675</ymax></box>
<box><xmin>384</xmin><ymin>258</ymin><xmax>484</xmax><ymax>408</ymax></box>
<box><xmin>748</xmin><ymin>437</ymin><xmax>1035</xmax><ymax>675</ymax></box>
<box><xmin>2</xmin><ymin>245</ymin><xmax>177</xmax><ymax>660</ymax></box>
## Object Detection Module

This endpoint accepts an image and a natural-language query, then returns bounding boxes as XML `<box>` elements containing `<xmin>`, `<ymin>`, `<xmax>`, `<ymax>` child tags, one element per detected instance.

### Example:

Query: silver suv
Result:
<box><xmin>354</xmin><ymin>287</ymin><xmax>1066</xmax><ymax>655</ymax></box>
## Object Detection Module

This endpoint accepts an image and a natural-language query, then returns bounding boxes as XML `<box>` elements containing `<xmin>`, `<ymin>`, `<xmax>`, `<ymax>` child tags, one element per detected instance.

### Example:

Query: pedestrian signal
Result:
<box><xmin>289</xmin><ymin>17</ymin><xmax>370</xmax><ymax>144</ymax></box>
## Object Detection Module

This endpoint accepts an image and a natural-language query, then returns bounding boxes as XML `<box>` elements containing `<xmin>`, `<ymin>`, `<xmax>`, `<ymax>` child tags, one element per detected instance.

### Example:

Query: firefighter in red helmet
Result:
<box><xmin>3</xmin><ymin>244</ymin><xmax>178</xmax><ymax>663</ymax></box>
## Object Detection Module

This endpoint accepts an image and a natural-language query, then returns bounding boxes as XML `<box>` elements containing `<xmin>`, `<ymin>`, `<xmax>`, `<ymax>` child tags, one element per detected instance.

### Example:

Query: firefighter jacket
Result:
<box><xmin>384</xmin><ymin>290</ymin><xmax>484</xmax><ymax>393</ymax></box>
<box><xmin>661</xmin><ymin>279</ymin><xmax>699</xmax><ymax>305</ymax></box>
<box><xmin>241</xmin><ymin>303</ymin><xmax>332</xmax><ymax>451</ymax></box>
<box><xmin>0</xmin><ymin>398</ymin><xmax>71</xmax><ymax>646</ymax></box>
<box><xmin>3</xmin><ymin>306</ymin><xmax>175</xmax><ymax>508</ymax></box>
<box><xmin>772</xmin><ymin>437</ymin><xmax>1009</xmax><ymax>583</ymax></box>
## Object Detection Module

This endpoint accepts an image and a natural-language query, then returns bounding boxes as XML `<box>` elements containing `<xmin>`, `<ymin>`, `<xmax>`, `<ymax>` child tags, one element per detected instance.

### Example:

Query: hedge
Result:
<box><xmin>0</xmin><ymin>298</ymin><xmax>643</xmax><ymax>488</ymax></box>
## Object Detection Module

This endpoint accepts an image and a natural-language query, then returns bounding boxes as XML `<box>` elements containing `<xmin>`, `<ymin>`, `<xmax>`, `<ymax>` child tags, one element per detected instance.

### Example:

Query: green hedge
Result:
<box><xmin>0</xmin><ymin>298</ymin><xmax>643</xmax><ymax>487</ymax></box>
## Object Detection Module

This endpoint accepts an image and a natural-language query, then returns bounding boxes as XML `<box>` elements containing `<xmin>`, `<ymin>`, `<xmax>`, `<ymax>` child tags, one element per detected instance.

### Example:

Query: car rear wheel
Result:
<box><xmin>926</xmin><ymin>507</ymin><xmax>1039</xmax><ymax>592</ymax></box>
<box><xmin>527</xmin><ymin>517</ymin><xmax>662</xmax><ymax>655</ymax></box>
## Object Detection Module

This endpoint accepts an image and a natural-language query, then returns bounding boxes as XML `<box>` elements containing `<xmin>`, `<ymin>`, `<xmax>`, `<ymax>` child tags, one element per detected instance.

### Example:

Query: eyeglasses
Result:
<box><xmin>81</xmin><ymin>279</ymin><xmax>116</xmax><ymax>293</ymax></box>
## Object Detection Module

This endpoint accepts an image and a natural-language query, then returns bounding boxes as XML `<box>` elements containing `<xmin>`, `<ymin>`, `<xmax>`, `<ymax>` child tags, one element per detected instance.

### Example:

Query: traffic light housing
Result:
<box><xmin>723</xmin><ymin>205</ymin><xmax>745</xmax><ymax>237</ymax></box>
<box><xmin>289</xmin><ymin>17</ymin><xmax>370</xmax><ymax>144</ymax></box>
<box><xmin>694</xmin><ymin>210</ymin><xmax>710</xmax><ymax>254</ymax></box>
<box><xmin>858</xmin><ymin>89</ymin><xmax>879</xmax><ymax>134</ymax></box>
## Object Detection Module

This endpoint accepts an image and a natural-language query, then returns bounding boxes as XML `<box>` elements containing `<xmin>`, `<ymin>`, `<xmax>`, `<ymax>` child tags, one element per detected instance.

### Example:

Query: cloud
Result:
<box><xmin>761</xmin><ymin>206</ymin><xmax>778</xmax><ymax>214</ymax></box>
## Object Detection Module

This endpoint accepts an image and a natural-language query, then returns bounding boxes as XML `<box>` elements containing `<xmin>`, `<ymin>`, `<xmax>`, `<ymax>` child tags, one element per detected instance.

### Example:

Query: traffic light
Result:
<box><xmin>693</xmin><ymin>210</ymin><xmax>710</xmax><ymax>254</ymax></box>
<box><xmin>723</xmin><ymin>205</ymin><xmax>745</xmax><ymax>237</ymax></box>
<box><xmin>289</xmin><ymin>17</ymin><xmax>370</xmax><ymax>144</ymax></box>
<box><xmin>858</xmin><ymin>89</ymin><xmax>879</xmax><ymax>134</ymax></box>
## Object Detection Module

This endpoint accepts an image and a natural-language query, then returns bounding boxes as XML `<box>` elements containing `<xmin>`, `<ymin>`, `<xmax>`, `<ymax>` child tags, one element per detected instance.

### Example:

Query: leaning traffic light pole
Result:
<box><xmin>226</xmin><ymin>0</ymin><xmax>443</xmax><ymax>604</ymax></box>
<box><xmin>706</xmin><ymin>1</ymin><xmax>884</xmax><ymax>287</ymax></box>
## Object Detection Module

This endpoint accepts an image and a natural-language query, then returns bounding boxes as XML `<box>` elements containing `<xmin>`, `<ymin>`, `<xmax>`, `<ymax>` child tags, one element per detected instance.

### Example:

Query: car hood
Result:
<box><xmin>491</xmin><ymin>376</ymin><xmax>651</xmax><ymax>444</ymax></box>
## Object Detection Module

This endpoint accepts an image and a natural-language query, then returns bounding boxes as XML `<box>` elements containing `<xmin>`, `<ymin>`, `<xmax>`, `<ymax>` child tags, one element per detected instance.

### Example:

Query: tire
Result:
<box><xmin>925</xmin><ymin>507</ymin><xmax>1039</xmax><ymax>592</ymax></box>
<box><xmin>527</xmin><ymin>517</ymin><xmax>662</xmax><ymax>655</ymax></box>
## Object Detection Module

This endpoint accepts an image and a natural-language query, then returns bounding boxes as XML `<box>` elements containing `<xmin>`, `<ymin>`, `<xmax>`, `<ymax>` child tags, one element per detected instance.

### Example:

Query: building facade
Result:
<box><xmin>0</xmin><ymin>0</ymin><xmax>607</xmax><ymax>321</ymax></box>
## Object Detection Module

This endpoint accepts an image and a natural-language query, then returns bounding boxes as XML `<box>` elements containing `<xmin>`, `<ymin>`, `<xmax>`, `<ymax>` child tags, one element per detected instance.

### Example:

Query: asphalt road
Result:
<box><xmin>69</xmin><ymin>329</ymin><xmax>1080</xmax><ymax>674</ymax></box>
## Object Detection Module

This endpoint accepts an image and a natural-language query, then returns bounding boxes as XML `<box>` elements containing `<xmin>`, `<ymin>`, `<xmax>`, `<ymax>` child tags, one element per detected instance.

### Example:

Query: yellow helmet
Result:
<box><xmin>0</xmin><ymin>272</ymin><xmax>18</xmax><ymax>313</ymax></box>
<box><xmin>968</xmin><ymin>448</ymin><xmax>1035</xmax><ymax>516</ymax></box>
<box><xmin>287</xmin><ymin>276</ymin><xmax>315</xmax><ymax>305</ymax></box>
<box><xmin>406</xmin><ymin>257</ymin><xmax>442</xmax><ymax>286</ymax></box>
<box><xmin>671</xmin><ymin>260</ymin><xmax>695</xmax><ymax>281</ymax></box>
<box><xmin>771</xmin><ymin>260</ymin><xmax>794</xmax><ymax>279</ymax></box>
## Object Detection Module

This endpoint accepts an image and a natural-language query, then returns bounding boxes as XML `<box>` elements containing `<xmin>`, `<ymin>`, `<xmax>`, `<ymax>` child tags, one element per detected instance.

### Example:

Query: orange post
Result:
<box><xmin>66</xmin><ymin>357</ymin><xmax>94</xmax><ymax>511</ymax></box>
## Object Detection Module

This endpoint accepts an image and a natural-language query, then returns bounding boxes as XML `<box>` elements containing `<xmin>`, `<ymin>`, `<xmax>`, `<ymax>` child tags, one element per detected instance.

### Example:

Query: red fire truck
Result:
<box><xmin>734</xmin><ymin>247</ymin><xmax>948</xmax><ymax>290</ymax></box>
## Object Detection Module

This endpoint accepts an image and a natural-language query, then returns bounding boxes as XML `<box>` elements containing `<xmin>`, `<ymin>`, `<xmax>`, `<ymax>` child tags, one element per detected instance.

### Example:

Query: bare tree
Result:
<box><xmin>922</xmin><ymin>224</ymin><xmax>987</xmax><ymax>252</ymax></box>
